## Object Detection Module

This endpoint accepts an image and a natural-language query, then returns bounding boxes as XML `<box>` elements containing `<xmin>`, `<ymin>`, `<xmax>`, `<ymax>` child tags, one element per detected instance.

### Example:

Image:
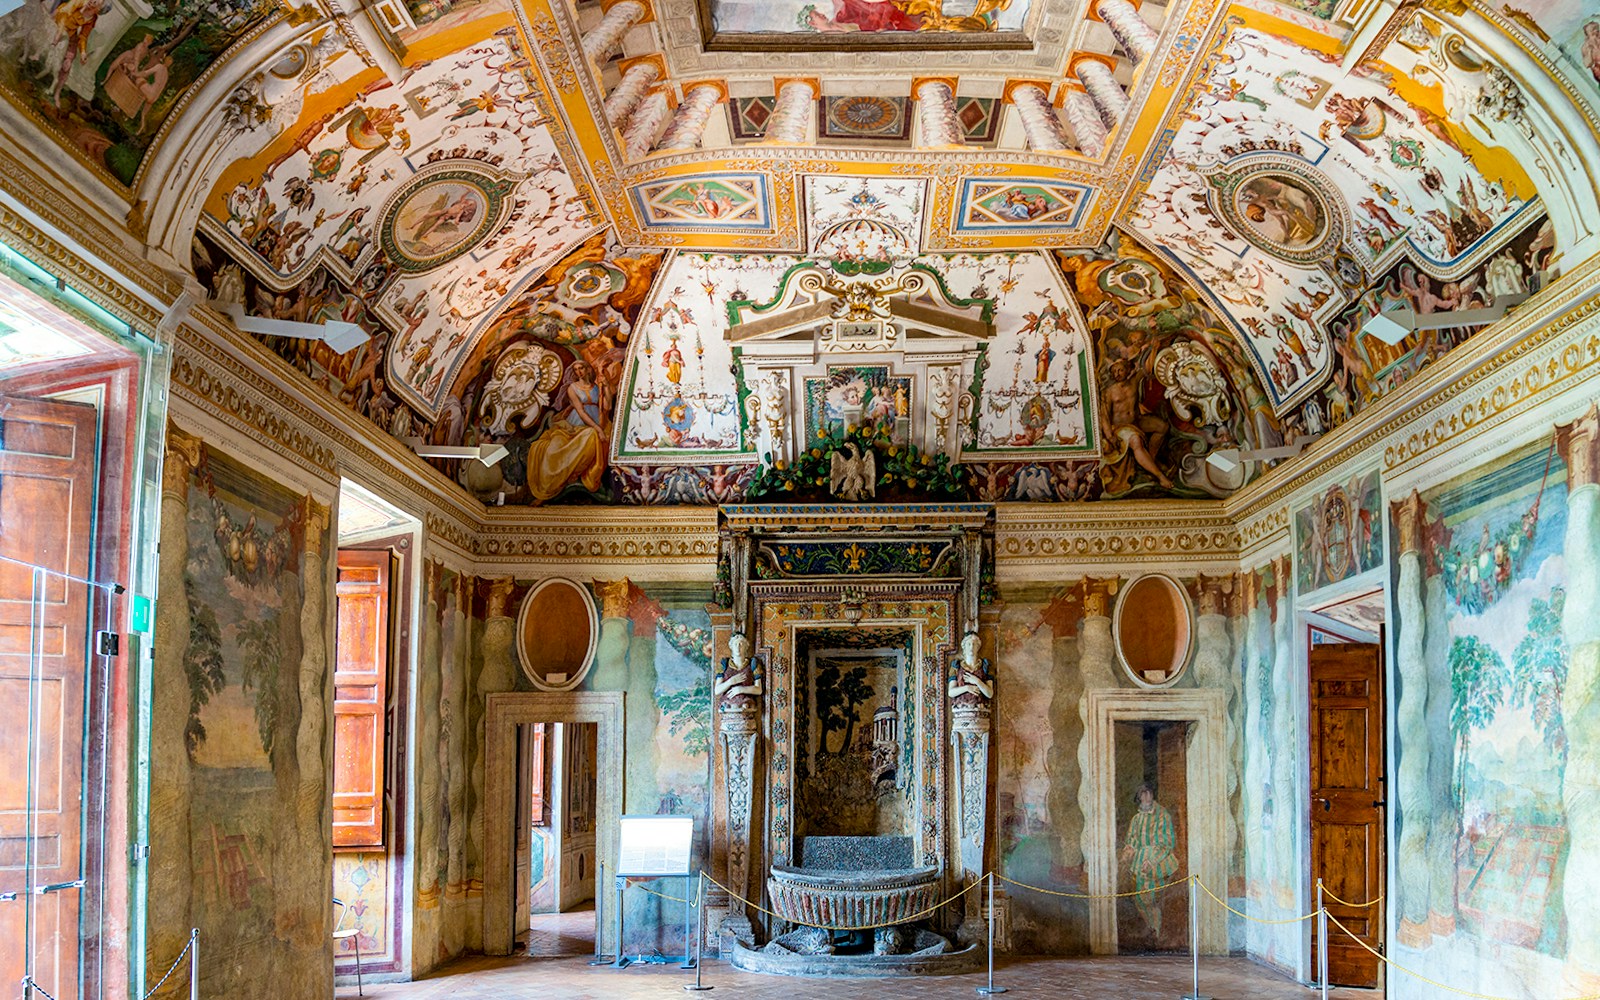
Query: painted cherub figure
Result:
<box><xmin>947</xmin><ymin>630</ymin><xmax>994</xmax><ymax>708</ymax></box>
<box><xmin>714</xmin><ymin>632</ymin><xmax>763</xmax><ymax>710</ymax></box>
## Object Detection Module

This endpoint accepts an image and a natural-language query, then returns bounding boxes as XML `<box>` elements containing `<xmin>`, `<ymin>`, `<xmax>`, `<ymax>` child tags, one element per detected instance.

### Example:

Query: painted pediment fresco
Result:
<box><xmin>1123</xmin><ymin>10</ymin><xmax>1569</xmax><ymax>437</ymax></box>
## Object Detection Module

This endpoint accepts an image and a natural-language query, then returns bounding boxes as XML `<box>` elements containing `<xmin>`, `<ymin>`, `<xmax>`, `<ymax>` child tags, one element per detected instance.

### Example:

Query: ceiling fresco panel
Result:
<box><xmin>198</xmin><ymin>31</ymin><xmax>601</xmax><ymax>419</ymax></box>
<box><xmin>1124</xmin><ymin>12</ymin><xmax>1547</xmax><ymax>417</ymax></box>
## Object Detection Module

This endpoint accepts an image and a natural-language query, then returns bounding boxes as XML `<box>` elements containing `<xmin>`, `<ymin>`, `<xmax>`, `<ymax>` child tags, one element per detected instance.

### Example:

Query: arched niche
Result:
<box><xmin>1112</xmin><ymin>574</ymin><xmax>1195</xmax><ymax>689</ymax></box>
<box><xmin>515</xmin><ymin>578</ymin><xmax>598</xmax><ymax>691</ymax></box>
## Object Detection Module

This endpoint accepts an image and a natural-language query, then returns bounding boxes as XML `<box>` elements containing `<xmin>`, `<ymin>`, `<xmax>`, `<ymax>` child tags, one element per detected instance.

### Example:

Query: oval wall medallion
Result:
<box><xmin>1112</xmin><ymin>573</ymin><xmax>1196</xmax><ymax>689</ymax></box>
<box><xmin>377</xmin><ymin>161</ymin><xmax>517</xmax><ymax>273</ymax></box>
<box><xmin>515</xmin><ymin>578</ymin><xmax>599</xmax><ymax>691</ymax></box>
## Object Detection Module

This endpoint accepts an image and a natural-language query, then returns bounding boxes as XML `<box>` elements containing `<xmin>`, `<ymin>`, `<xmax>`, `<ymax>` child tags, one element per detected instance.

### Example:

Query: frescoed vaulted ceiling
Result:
<box><xmin>1</xmin><ymin>0</ymin><xmax>1597</xmax><ymax>505</ymax></box>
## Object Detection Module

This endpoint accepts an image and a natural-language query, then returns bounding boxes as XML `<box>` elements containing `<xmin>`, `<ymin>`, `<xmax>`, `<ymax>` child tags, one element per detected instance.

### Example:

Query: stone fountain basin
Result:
<box><xmin>767</xmin><ymin>864</ymin><xmax>941</xmax><ymax>930</ymax></box>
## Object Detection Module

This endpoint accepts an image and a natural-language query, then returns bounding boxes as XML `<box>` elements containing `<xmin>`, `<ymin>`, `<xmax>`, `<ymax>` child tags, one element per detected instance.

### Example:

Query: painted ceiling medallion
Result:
<box><xmin>1203</xmin><ymin>157</ymin><xmax>1347</xmax><ymax>265</ymax></box>
<box><xmin>820</xmin><ymin>96</ymin><xmax>911</xmax><ymax>142</ymax></box>
<box><xmin>378</xmin><ymin>162</ymin><xmax>518</xmax><ymax>273</ymax></box>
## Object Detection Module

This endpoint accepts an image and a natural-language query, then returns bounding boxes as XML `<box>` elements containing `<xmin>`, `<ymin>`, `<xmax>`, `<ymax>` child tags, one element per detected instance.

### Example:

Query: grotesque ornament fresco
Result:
<box><xmin>1057</xmin><ymin>237</ymin><xmax>1275</xmax><ymax>499</ymax></box>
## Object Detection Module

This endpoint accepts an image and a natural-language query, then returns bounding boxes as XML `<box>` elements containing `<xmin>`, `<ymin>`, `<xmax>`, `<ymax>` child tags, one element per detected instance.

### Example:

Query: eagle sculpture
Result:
<box><xmin>829</xmin><ymin>442</ymin><xmax>876</xmax><ymax>502</ymax></box>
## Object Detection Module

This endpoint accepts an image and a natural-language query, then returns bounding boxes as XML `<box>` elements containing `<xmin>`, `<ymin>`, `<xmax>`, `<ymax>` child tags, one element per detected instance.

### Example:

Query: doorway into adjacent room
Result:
<box><xmin>1305</xmin><ymin>597</ymin><xmax>1387</xmax><ymax>990</ymax></box>
<box><xmin>515</xmin><ymin>721</ymin><xmax>599</xmax><ymax>958</ymax></box>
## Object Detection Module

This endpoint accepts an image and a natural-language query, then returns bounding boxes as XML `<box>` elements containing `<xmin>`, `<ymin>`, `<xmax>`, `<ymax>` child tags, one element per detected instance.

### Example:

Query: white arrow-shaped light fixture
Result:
<box><xmin>220</xmin><ymin>303</ymin><xmax>371</xmax><ymax>355</ymax></box>
<box><xmin>1359</xmin><ymin>292</ymin><xmax>1531</xmax><ymax>346</ymax></box>
<box><xmin>1206</xmin><ymin>435</ymin><xmax>1322</xmax><ymax>474</ymax></box>
<box><xmin>402</xmin><ymin>438</ymin><xmax>511</xmax><ymax>467</ymax></box>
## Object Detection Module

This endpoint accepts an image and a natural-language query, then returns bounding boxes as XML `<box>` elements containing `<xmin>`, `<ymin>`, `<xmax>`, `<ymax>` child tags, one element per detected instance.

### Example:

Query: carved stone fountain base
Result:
<box><xmin>727</xmin><ymin>933</ymin><xmax>980</xmax><ymax>978</ymax></box>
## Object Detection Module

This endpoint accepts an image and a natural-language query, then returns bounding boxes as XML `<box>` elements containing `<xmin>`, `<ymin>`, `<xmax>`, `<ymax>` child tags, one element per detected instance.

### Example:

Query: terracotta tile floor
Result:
<box><xmin>339</xmin><ymin>954</ymin><xmax>1381</xmax><ymax>999</ymax></box>
<box><xmin>521</xmin><ymin>906</ymin><xmax>598</xmax><ymax>958</ymax></box>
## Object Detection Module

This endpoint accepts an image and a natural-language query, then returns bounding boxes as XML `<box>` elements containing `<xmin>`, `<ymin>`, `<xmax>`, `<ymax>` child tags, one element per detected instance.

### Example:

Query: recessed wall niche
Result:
<box><xmin>515</xmin><ymin>578</ymin><xmax>598</xmax><ymax>690</ymax></box>
<box><xmin>1112</xmin><ymin>574</ymin><xmax>1195</xmax><ymax>689</ymax></box>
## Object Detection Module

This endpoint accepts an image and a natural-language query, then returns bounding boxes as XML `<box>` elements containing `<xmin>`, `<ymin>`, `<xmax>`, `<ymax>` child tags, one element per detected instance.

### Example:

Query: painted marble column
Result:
<box><xmin>915</xmin><ymin>78</ymin><xmax>962</xmax><ymax>148</ymax></box>
<box><xmin>148</xmin><ymin>426</ymin><xmax>201</xmax><ymax>990</ymax></box>
<box><xmin>1010</xmin><ymin>82</ymin><xmax>1069</xmax><ymax>153</ymax></box>
<box><xmin>1071</xmin><ymin>56</ymin><xmax>1129</xmax><ymax>129</ymax></box>
<box><xmin>413</xmin><ymin>560</ymin><xmax>444</xmax><ymax>964</ymax></box>
<box><xmin>1422</xmin><ymin>551</ymin><xmax>1459</xmax><ymax>937</ymax></box>
<box><xmin>603</xmin><ymin>60</ymin><xmax>661</xmax><ymax>130</ymax></box>
<box><xmin>1392</xmin><ymin>490</ymin><xmax>1433</xmax><ymax>945</ymax></box>
<box><xmin>763</xmin><ymin>79</ymin><xmax>816</xmax><ymax>144</ymax></box>
<box><xmin>291</xmin><ymin>497</ymin><xmax>333</xmax><ymax>967</ymax></box>
<box><xmin>1240</xmin><ymin>570</ymin><xmax>1268</xmax><ymax>899</ymax></box>
<box><xmin>1093</xmin><ymin>0</ymin><xmax>1159</xmax><ymax>67</ymax></box>
<box><xmin>1060</xmin><ymin>86</ymin><xmax>1107</xmax><ymax>158</ymax></box>
<box><xmin>1559</xmin><ymin>404</ymin><xmax>1600</xmax><ymax>987</ymax></box>
<box><xmin>657</xmin><ymin>83</ymin><xmax>722</xmax><ymax>151</ymax></box>
<box><xmin>622</xmin><ymin>90</ymin><xmax>672</xmax><ymax>159</ymax></box>
<box><xmin>469</xmin><ymin>578</ymin><xmax>517</xmax><ymax>889</ymax></box>
<box><xmin>581</xmin><ymin>0</ymin><xmax>646</xmax><ymax>65</ymax></box>
<box><xmin>1076</xmin><ymin>578</ymin><xmax>1119</xmax><ymax>882</ymax></box>
<box><xmin>1191</xmin><ymin>575</ymin><xmax>1238</xmax><ymax>881</ymax></box>
<box><xmin>1267</xmin><ymin>557</ymin><xmax>1296</xmax><ymax>910</ymax></box>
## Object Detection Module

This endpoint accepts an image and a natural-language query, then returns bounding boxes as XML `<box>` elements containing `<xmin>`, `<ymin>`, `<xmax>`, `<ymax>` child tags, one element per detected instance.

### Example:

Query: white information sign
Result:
<box><xmin>616</xmin><ymin>815</ymin><xmax>694</xmax><ymax>876</ymax></box>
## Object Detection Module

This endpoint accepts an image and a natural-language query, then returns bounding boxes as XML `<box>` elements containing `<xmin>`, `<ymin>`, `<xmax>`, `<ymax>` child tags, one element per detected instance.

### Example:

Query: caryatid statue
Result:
<box><xmin>947</xmin><ymin>630</ymin><xmax>994</xmax><ymax>710</ymax></box>
<box><xmin>715</xmin><ymin>631</ymin><xmax>764</xmax><ymax>711</ymax></box>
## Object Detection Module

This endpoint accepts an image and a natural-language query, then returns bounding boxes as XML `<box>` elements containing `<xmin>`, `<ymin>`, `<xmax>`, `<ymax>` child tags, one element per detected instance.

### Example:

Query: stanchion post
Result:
<box><xmin>976</xmin><ymin>872</ymin><xmax>1008</xmax><ymax>995</ymax></box>
<box><xmin>1182</xmin><ymin>876</ymin><xmax>1213</xmax><ymax>1000</ymax></box>
<box><xmin>589</xmin><ymin>861</ymin><xmax>609</xmax><ymax>965</ymax></box>
<box><xmin>680</xmin><ymin>873</ymin><xmax>697</xmax><ymax>970</ymax></box>
<box><xmin>1318</xmin><ymin>879</ymin><xmax>1329</xmax><ymax>1000</ymax></box>
<box><xmin>189</xmin><ymin>927</ymin><xmax>200</xmax><ymax>1000</ymax></box>
<box><xmin>684</xmin><ymin>872</ymin><xmax>713</xmax><ymax>992</ymax></box>
<box><xmin>612</xmin><ymin>874</ymin><xmax>632</xmax><ymax>969</ymax></box>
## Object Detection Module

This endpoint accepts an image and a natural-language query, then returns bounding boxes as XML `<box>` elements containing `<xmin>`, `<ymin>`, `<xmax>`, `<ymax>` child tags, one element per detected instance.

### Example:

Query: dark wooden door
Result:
<box><xmin>0</xmin><ymin>394</ymin><xmax>99</xmax><ymax>1000</ymax></box>
<box><xmin>1309</xmin><ymin>641</ymin><xmax>1385</xmax><ymax>988</ymax></box>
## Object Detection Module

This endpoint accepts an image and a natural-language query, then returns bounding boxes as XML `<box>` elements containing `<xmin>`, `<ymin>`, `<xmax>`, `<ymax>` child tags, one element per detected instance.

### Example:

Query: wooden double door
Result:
<box><xmin>0</xmin><ymin>394</ymin><xmax>100</xmax><ymax>1000</ymax></box>
<box><xmin>1309</xmin><ymin>640</ymin><xmax>1386</xmax><ymax>989</ymax></box>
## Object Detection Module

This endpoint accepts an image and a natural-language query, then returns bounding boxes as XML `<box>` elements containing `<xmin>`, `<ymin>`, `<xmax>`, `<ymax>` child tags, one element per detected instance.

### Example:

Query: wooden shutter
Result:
<box><xmin>0</xmin><ymin>394</ymin><xmax>98</xmax><ymax>1000</ymax></box>
<box><xmin>333</xmin><ymin>549</ymin><xmax>390</xmax><ymax>848</ymax></box>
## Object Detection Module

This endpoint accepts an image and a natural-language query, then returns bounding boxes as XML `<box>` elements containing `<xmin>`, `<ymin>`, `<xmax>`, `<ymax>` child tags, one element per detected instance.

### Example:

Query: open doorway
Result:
<box><xmin>330</xmin><ymin>481</ymin><xmax>420</xmax><ymax>984</ymax></box>
<box><xmin>515</xmin><ymin>722</ymin><xmax>598</xmax><ymax>957</ymax></box>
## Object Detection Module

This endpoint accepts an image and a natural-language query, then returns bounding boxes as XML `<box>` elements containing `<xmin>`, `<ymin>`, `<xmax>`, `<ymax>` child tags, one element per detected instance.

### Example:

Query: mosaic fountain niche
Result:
<box><xmin>711</xmin><ymin>505</ymin><xmax>993</xmax><ymax>975</ymax></box>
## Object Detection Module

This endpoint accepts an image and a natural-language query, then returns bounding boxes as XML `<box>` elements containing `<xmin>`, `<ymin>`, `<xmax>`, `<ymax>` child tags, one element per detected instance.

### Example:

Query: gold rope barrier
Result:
<box><xmin>625</xmin><ymin>878</ymin><xmax>699</xmax><ymax>906</ymax></box>
<box><xmin>701</xmin><ymin>871</ymin><xmax>987</xmax><ymax>932</ymax></box>
<box><xmin>1325</xmin><ymin>913</ymin><xmax>1600</xmax><ymax>1000</ymax></box>
<box><xmin>996</xmin><ymin>871</ymin><xmax>1191</xmax><ymax>900</ymax></box>
<box><xmin>1319</xmin><ymin>885</ymin><xmax>1383</xmax><ymax>908</ymax></box>
<box><xmin>1194</xmin><ymin>876</ymin><xmax>1320</xmax><ymax>925</ymax></box>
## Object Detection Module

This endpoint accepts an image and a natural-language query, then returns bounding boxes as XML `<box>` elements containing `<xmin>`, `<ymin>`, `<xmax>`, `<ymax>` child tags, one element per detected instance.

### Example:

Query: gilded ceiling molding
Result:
<box><xmin>471</xmin><ymin>508</ymin><xmax>720</xmax><ymax>576</ymax></box>
<box><xmin>992</xmin><ymin>501</ymin><xmax>1241</xmax><ymax>577</ymax></box>
<box><xmin>0</xmin><ymin>198</ymin><xmax>170</xmax><ymax>330</ymax></box>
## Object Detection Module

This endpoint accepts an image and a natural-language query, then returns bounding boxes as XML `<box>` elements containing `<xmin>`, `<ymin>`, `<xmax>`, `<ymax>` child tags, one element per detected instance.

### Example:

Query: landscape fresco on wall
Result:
<box><xmin>0</xmin><ymin>0</ymin><xmax>277</xmax><ymax>185</ymax></box>
<box><xmin>1057</xmin><ymin>236</ymin><xmax>1277</xmax><ymax>499</ymax></box>
<box><xmin>1294</xmin><ymin>468</ymin><xmax>1383</xmax><ymax>592</ymax></box>
<box><xmin>796</xmin><ymin>647</ymin><xmax>910</xmax><ymax>839</ymax></box>
<box><xmin>179</xmin><ymin>445</ymin><xmax>324</xmax><ymax>998</ymax></box>
<box><xmin>1401</xmin><ymin>442</ymin><xmax>1575</xmax><ymax>985</ymax></box>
